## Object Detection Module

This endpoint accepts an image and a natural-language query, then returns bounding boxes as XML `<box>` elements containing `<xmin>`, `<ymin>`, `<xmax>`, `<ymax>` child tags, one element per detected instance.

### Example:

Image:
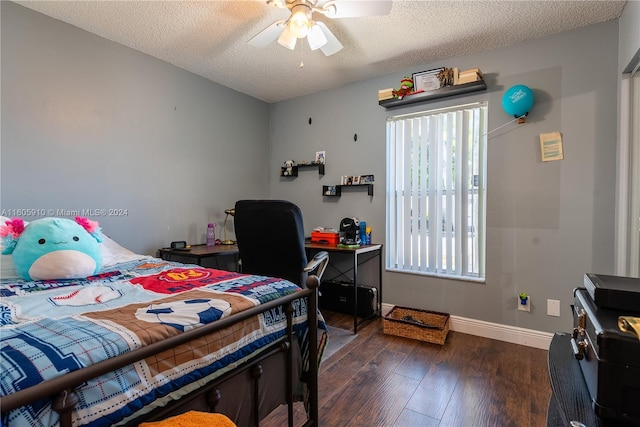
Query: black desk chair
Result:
<box><xmin>233</xmin><ymin>199</ymin><xmax>328</xmax><ymax>287</ymax></box>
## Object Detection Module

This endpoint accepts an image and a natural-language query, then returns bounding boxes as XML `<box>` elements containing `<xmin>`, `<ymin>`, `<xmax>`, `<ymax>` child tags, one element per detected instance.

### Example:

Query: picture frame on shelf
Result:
<box><xmin>353</xmin><ymin>176</ymin><xmax>361</xmax><ymax>185</ymax></box>
<box><xmin>315</xmin><ymin>151</ymin><xmax>326</xmax><ymax>164</ymax></box>
<box><xmin>361</xmin><ymin>174</ymin><xmax>375</xmax><ymax>184</ymax></box>
<box><xmin>324</xmin><ymin>185</ymin><xmax>337</xmax><ymax>196</ymax></box>
<box><xmin>412</xmin><ymin>68</ymin><xmax>444</xmax><ymax>92</ymax></box>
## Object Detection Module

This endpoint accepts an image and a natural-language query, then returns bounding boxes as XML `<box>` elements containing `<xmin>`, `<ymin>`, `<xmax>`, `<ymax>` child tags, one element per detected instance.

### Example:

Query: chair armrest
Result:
<box><xmin>303</xmin><ymin>251</ymin><xmax>329</xmax><ymax>282</ymax></box>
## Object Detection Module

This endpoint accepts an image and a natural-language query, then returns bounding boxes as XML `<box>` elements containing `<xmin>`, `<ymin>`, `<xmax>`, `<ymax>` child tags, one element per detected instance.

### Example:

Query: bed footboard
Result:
<box><xmin>127</xmin><ymin>338</ymin><xmax>299</xmax><ymax>427</ymax></box>
<box><xmin>1</xmin><ymin>276</ymin><xmax>321</xmax><ymax>427</ymax></box>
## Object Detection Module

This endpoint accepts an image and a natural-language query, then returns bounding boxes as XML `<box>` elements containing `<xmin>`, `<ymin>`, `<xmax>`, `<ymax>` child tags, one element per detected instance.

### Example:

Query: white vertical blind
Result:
<box><xmin>386</xmin><ymin>102</ymin><xmax>488</xmax><ymax>281</ymax></box>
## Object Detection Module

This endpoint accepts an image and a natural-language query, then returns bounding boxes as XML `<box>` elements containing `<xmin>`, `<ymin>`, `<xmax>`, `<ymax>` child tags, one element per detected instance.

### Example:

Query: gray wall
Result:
<box><xmin>268</xmin><ymin>20</ymin><xmax>620</xmax><ymax>333</ymax></box>
<box><xmin>1</xmin><ymin>2</ymin><xmax>271</xmax><ymax>255</ymax></box>
<box><xmin>618</xmin><ymin>0</ymin><xmax>640</xmax><ymax>73</ymax></box>
<box><xmin>1</xmin><ymin>1</ymin><xmax>633</xmax><ymax>334</ymax></box>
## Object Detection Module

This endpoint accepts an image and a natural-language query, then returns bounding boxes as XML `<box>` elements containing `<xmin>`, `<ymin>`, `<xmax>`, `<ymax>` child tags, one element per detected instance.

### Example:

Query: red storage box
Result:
<box><xmin>311</xmin><ymin>231</ymin><xmax>339</xmax><ymax>245</ymax></box>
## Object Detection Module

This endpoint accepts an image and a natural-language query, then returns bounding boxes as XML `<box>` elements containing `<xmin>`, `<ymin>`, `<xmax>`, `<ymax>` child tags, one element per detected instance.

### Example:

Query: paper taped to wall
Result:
<box><xmin>540</xmin><ymin>131</ymin><xmax>564</xmax><ymax>162</ymax></box>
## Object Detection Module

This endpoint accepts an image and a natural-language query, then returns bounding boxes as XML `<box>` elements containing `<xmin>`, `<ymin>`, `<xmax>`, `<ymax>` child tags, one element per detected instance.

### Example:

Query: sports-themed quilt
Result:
<box><xmin>0</xmin><ymin>258</ymin><xmax>327</xmax><ymax>427</ymax></box>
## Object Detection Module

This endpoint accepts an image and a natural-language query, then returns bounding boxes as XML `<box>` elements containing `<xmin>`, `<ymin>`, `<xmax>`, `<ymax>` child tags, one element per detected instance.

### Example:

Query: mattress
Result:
<box><xmin>0</xmin><ymin>255</ymin><xmax>326</xmax><ymax>427</ymax></box>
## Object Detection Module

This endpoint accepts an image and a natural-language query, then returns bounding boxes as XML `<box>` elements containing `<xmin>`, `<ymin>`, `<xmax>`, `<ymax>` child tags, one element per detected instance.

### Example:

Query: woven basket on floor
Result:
<box><xmin>383</xmin><ymin>306</ymin><xmax>450</xmax><ymax>345</ymax></box>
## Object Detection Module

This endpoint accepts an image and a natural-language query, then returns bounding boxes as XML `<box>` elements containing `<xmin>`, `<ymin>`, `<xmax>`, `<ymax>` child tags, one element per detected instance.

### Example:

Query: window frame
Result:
<box><xmin>385</xmin><ymin>102</ymin><xmax>488</xmax><ymax>282</ymax></box>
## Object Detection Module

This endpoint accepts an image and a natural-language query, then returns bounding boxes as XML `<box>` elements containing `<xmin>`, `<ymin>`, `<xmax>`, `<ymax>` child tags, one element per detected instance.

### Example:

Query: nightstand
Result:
<box><xmin>158</xmin><ymin>244</ymin><xmax>239</xmax><ymax>270</ymax></box>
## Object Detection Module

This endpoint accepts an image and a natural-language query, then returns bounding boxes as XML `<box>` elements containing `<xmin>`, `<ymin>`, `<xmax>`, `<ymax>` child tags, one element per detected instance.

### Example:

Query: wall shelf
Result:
<box><xmin>379</xmin><ymin>80</ymin><xmax>487</xmax><ymax>109</ymax></box>
<box><xmin>281</xmin><ymin>163</ymin><xmax>325</xmax><ymax>177</ymax></box>
<box><xmin>323</xmin><ymin>184</ymin><xmax>373</xmax><ymax>197</ymax></box>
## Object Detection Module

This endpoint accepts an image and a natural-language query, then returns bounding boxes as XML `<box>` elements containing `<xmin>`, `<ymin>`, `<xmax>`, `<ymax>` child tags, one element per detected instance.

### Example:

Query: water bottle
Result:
<box><xmin>359</xmin><ymin>221</ymin><xmax>366</xmax><ymax>245</ymax></box>
<box><xmin>206</xmin><ymin>223</ymin><xmax>216</xmax><ymax>247</ymax></box>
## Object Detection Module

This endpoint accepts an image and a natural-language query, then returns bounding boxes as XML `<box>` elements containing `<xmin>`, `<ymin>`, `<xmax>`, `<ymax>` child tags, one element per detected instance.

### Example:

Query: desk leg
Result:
<box><xmin>353</xmin><ymin>252</ymin><xmax>359</xmax><ymax>334</ymax></box>
<box><xmin>353</xmin><ymin>247</ymin><xmax>383</xmax><ymax>334</ymax></box>
<box><xmin>378</xmin><ymin>247</ymin><xmax>383</xmax><ymax>313</ymax></box>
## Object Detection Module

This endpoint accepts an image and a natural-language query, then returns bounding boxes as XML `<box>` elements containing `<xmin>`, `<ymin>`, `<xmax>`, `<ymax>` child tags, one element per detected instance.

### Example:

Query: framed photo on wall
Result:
<box><xmin>412</xmin><ymin>68</ymin><xmax>444</xmax><ymax>92</ymax></box>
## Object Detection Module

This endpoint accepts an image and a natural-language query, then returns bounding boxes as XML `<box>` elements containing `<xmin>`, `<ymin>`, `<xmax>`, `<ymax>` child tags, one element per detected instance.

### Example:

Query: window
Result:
<box><xmin>386</xmin><ymin>102</ymin><xmax>488</xmax><ymax>281</ymax></box>
<box><xmin>615</xmin><ymin>66</ymin><xmax>639</xmax><ymax>277</ymax></box>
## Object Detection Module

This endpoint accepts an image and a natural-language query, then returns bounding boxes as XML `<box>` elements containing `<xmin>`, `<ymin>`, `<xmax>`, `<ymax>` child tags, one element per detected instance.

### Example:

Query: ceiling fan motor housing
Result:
<box><xmin>289</xmin><ymin>3</ymin><xmax>313</xmax><ymax>38</ymax></box>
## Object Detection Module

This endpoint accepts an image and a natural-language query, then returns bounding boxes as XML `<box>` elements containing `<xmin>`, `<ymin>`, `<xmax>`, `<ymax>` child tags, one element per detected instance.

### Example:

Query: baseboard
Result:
<box><xmin>381</xmin><ymin>302</ymin><xmax>395</xmax><ymax>316</ymax></box>
<box><xmin>381</xmin><ymin>303</ymin><xmax>553</xmax><ymax>350</ymax></box>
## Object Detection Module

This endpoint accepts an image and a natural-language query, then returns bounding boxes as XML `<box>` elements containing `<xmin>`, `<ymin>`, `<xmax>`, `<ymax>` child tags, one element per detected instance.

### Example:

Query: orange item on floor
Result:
<box><xmin>139</xmin><ymin>411</ymin><xmax>236</xmax><ymax>427</ymax></box>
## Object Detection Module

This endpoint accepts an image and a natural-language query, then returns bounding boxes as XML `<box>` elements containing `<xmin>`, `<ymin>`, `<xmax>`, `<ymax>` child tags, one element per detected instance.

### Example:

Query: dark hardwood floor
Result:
<box><xmin>263</xmin><ymin>310</ymin><xmax>552</xmax><ymax>427</ymax></box>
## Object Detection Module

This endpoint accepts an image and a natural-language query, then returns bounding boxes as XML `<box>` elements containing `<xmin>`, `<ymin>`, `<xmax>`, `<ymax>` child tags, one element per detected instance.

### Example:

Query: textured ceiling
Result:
<box><xmin>15</xmin><ymin>0</ymin><xmax>627</xmax><ymax>103</ymax></box>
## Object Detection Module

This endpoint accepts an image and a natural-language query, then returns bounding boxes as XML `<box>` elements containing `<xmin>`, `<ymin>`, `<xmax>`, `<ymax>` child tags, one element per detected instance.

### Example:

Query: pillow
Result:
<box><xmin>0</xmin><ymin>253</ymin><xmax>19</xmax><ymax>279</ymax></box>
<box><xmin>1</xmin><ymin>217</ymin><xmax>103</xmax><ymax>281</ymax></box>
<box><xmin>100</xmin><ymin>234</ymin><xmax>150</xmax><ymax>267</ymax></box>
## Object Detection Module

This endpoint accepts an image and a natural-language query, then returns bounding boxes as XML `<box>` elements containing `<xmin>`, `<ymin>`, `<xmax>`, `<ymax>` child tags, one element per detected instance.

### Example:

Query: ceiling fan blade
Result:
<box><xmin>315</xmin><ymin>21</ymin><xmax>343</xmax><ymax>56</ymax></box>
<box><xmin>247</xmin><ymin>20</ymin><xmax>286</xmax><ymax>48</ymax></box>
<box><xmin>321</xmin><ymin>1</ymin><xmax>392</xmax><ymax>18</ymax></box>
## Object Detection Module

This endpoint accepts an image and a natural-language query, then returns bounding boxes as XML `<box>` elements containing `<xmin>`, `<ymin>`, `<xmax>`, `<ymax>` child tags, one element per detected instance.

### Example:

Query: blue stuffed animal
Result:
<box><xmin>1</xmin><ymin>216</ymin><xmax>104</xmax><ymax>280</ymax></box>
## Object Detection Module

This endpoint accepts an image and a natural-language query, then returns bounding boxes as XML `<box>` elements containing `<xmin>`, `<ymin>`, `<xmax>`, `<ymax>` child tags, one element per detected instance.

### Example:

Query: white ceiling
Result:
<box><xmin>15</xmin><ymin>0</ymin><xmax>627</xmax><ymax>103</ymax></box>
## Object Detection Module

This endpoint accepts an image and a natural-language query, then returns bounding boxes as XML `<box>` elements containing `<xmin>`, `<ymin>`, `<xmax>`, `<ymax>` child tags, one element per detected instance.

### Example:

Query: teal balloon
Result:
<box><xmin>502</xmin><ymin>85</ymin><xmax>534</xmax><ymax>118</ymax></box>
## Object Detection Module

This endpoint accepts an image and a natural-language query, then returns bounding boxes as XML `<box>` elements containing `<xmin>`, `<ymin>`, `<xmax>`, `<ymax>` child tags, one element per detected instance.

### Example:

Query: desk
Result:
<box><xmin>305</xmin><ymin>242</ymin><xmax>383</xmax><ymax>334</ymax></box>
<box><xmin>159</xmin><ymin>242</ymin><xmax>383</xmax><ymax>334</ymax></box>
<box><xmin>158</xmin><ymin>244</ymin><xmax>239</xmax><ymax>269</ymax></box>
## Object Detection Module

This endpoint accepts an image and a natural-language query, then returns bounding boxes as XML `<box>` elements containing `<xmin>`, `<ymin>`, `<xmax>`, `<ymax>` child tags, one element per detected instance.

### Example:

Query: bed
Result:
<box><xmin>0</xmin><ymin>230</ymin><xmax>326</xmax><ymax>427</ymax></box>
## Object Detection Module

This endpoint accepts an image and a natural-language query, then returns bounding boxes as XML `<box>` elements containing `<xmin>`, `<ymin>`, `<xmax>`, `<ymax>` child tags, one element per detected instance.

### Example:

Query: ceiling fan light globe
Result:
<box><xmin>307</xmin><ymin>24</ymin><xmax>328</xmax><ymax>50</ymax></box>
<box><xmin>277</xmin><ymin>26</ymin><xmax>297</xmax><ymax>50</ymax></box>
<box><xmin>289</xmin><ymin>10</ymin><xmax>310</xmax><ymax>38</ymax></box>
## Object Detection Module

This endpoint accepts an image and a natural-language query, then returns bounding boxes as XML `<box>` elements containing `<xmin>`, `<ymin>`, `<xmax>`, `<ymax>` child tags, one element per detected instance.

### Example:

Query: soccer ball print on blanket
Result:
<box><xmin>135</xmin><ymin>298</ymin><xmax>232</xmax><ymax>332</ymax></box>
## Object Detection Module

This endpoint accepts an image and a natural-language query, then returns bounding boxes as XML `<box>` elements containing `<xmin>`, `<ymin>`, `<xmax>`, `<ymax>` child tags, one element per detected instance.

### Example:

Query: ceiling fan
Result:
<box><xmin>248</xmin><ymin>0</ymin><xmax>392</xmax><ymax>56</ymax></box>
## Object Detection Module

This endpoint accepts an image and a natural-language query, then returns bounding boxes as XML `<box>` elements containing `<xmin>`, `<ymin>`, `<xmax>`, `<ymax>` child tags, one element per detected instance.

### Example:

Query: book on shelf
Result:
<box><xmin>452</xmin><ymin>67</ymin><xmax>459</xmax><ymax>85</ymax></box>
<box><xmin>378</xmin><ymin>88</ymin><xmax>394</xmax><ymax>101</ymax></box>
<box><xmin>459</xmin><ymin>67</ymin><xmax>483</xmax><ymax>79</ymax></box>
<box><xmin>457</xmin><ymin>73</ymin><xmax>482</xmax><ymax>85</ymax></box>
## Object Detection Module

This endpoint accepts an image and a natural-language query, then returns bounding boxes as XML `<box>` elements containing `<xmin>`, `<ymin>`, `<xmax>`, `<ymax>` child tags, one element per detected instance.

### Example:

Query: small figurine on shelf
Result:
<box><xmin>392</xmin><ymin>77</ymin><xmax>414</xmax><ymax>100</ymax></box>
<box><xmin>437</xmin><ymin>68</ymin><xmax>455</xmax><ymax>87</ymax></box>
<box><xmin>283</xmin><ymin>160</ymin><xmax>295</xmax><ymax>176</ymax></box>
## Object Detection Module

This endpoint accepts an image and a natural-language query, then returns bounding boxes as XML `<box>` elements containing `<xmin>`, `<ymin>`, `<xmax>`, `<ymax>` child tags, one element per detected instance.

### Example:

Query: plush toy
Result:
<box><xmin>0</xmin><ymin>216</ymin><xmax>104</xmax><ymax>281</ymax></box>
<box><xmin>139</xmin><ymin>411</ymin><xmax>236</xmax><ymax>427</ymax></box>
<box><xmin>283</xmin><ymin>160</ymin><xmax>295</xmax><ymax>176</ymax></box>
<box><xmin>393</xmin><ymin>77</ymin><xmax>414</xmax><ymax>100</ymax></box>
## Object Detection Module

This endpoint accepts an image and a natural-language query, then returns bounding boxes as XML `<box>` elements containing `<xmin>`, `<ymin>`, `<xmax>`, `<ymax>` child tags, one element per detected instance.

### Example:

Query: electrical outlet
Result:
<box><xmin>517</xmin><ymin>296</ymin><xmax>530</xmax><ymax>312</ymax></box>
<box><xmin>547</xmin><ymin>299</ymin><xmax>560</xmax><ymax>317</ymax></box>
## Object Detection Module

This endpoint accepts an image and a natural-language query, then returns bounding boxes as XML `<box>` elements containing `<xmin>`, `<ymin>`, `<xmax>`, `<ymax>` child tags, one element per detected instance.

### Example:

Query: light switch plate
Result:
<box><xmin>547</xmin><ymin>299</ymin><xmax>560</xmax><ymax>317</ymax></box>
